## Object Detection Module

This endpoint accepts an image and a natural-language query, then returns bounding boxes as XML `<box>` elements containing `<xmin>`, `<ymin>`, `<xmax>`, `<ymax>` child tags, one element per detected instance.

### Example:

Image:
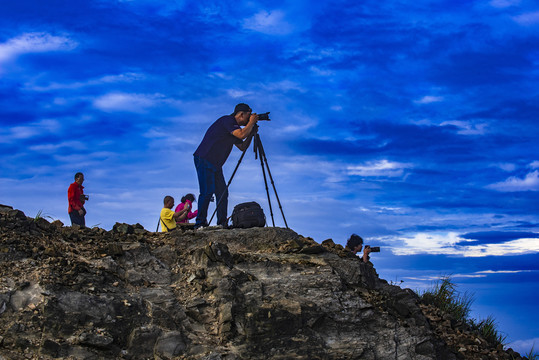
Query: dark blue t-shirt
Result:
<box><xmin>194</xmin><ymin>115</ymin><xmax>243</xmax><ymax>168</ymax></box>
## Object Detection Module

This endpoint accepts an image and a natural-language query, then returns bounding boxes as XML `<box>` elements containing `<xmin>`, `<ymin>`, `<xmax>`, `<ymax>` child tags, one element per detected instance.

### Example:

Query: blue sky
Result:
<box><xmin>1</xmin><ymin>0</ymin><xmax>538</xmax><ymax>353</ymax></box>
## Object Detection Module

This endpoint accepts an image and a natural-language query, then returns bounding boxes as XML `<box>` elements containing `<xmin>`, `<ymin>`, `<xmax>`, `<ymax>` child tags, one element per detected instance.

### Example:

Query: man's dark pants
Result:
<box><xmin>69</xmin><ymin>210</ymin><xmax>86</xmax><ymax>227</ymax></box>
<box><xmin>194</xmin><ymin>155</ymin><xmax>228</xmax><ymax>227</ymax></box>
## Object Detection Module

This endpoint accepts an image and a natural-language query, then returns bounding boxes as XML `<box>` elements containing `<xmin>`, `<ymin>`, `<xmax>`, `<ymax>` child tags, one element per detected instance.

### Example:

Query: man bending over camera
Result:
<box><xmin>193</xmin><ymin>103</ymin><xmax>259</xmax><ymax>229</ymax></box>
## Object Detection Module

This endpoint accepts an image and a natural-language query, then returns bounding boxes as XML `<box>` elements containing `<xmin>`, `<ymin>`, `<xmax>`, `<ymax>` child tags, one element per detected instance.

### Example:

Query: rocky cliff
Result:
<box><xmin>0</xmin><ymin>205</ymin><xmax>527</xmax><ymax>360</ymax></box>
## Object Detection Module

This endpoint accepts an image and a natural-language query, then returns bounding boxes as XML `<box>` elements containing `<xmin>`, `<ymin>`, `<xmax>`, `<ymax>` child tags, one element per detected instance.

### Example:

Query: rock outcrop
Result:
<box><xmin>0</xmin><ymin>205</ymin><xmax>527</xmax><ymax>359</ymax></box>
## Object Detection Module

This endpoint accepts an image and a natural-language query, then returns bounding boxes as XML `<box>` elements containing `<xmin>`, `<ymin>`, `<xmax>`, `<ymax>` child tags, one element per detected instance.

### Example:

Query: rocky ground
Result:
<box><xmin>0</xmin><ymin>204</ymin><xmax>528</xmax><ymax>359</ymax></box>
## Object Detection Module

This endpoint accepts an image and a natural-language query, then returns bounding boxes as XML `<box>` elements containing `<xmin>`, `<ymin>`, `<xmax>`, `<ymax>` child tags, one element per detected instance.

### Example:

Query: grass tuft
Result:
<box><xmin>470</xmin><ymin>315</ymin><xmax>507</xmax><ymax>346</ymax></box>
<box><xmin>419</xmin><ymin>275</ymin><xmax>474</xmax><ymax>323</ymax></box>
<box><xmin>525</xmin><ymin>343</ymin><xmax>538</xmax><ymax>360</ymax></box>
<box><xmin>418</xmin><ymin>275</ymin><xmax>507</xmax><ymax>347</ymax></box>
<box><xmin>34</xmin><ymin>209</ymin><xmax>54</xmax><ymax>221</ymax></box>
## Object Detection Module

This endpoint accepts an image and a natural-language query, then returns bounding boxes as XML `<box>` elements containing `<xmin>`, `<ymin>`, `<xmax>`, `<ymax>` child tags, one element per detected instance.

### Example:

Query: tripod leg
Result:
<box><xmin>257</xmin><ymin>135</ymin><xmax>289</xmax><ymax>229</ymax></box>
<box><xmin>256</xmin><ymin>134</ymin><xmax>275</xmax><ymax>227</ymax></box>
<box><xmin>209</xmin><ymin>148</ymin><xmax>248</xmax><ymax>225</ymax></box>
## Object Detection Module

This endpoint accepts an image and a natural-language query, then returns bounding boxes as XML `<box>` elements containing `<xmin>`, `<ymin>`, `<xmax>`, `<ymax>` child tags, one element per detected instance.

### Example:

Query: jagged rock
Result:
<box><xmin>113</xmin><ymin>222</ymin><xmax>134</xmax><ymax>234</ymax></box>
<box><xmin>0</xmin><ymin>205</ymin><xmax>14</xmax><ymax>212</ymax></box>
<box><xmin>155</xmin><ymin>331</ymin><xmax>187</xmax><ymax>359</ymax></box>
<box><xmin>51</xmin><ymin>219</ymin><xmax>64</xmax><ymax>228</ymax></box>
<box><xmin>9</xmin><ymin>283</ymin><xmax>44</xmax><ymax>311</ymax></box>
<box><xmin>0</xmin><ymin>205</ymin><xmax>527</xmax><ymax>360</ymax></box>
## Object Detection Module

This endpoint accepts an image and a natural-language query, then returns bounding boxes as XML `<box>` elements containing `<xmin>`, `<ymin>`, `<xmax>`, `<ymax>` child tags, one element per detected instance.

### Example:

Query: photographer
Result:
<box><xmin>67</xmin><ymin>172</ymin><xmax>87</xmax><ymax>227</ymax></box>
<box><xmin>193</xmin><ymin>103</ymin><xmax>258</xmax><ymax>229</ymax></box>
<box><xmin>345</xmin><ymin>234</ymin><xmax>374</xmax><ymax>263</ymax></box>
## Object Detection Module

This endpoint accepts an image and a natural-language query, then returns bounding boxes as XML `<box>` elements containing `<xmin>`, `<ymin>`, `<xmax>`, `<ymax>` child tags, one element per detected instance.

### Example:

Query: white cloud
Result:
<box><xmin>309</xmin><ymin>66</ymin><xmax>335</xmax><ymax>77</ymax></box>
<box><xmin>491</xmin><ymin>163</ymin><xmax>517</xmax><ymax>172</ymax></box>
<box><xmin>93</xmin><ymin>92</ymin><xmax>172</xmax><ymax>112</ymax></box>
<box><xmin>227</xmin><ymin>89</ymin><xmax>251</xmax><ymax>98</ymax></box>
<box><xmin>487</xmin><ymin>170</ymin><xmax>539</xmax><ymax>192</ymax></box>
<box><xmin>355</xmin><ymin>205</ymin><xmax>406</xmax><ymax>215</ymax></box>
<box><xmin>281</xmin><ymin>123</ymin><xmax>316</xmax><ymax>133</ymax></box>
<box><xmin>26</xmin><ymin>72</ymin><xmax>145</xmax><ymax>91</ymax></box>
<box><xmin>0</xmin><ymin>119</ymin><xmax>61</xmax><ymax>142</ymax></box>
<box><xmin>242</xmin><ymin>10</ymin><xmax>293</xmax><ymax>35</ymax></box>
<box><xmin>414</xmin><ymin>95</ymin><xmax>444</xmax><ymax>104</ymax></box>
<box><xmin>403</xmin><ymin>269</ymin><xmax>532</xmax><ymax>281</ymax></box>
<box><xmin>507</xmin><ymin>338</ymin><xmax>539</xmax><ymax>357</ymax></box>
<box><xmin>387</xmin><ymin>232</ymin><xmax>539</xmax><ymax>257</ymax></box>
<box><xmin>265</xmin><ymin>80</ymin><xmax>306</xmax><ymax>93</ymax></box>
<box><xmin>0</xmin><ymin>32</ymin><xmax>77</xmax><ymax>64</ymax></box>
<box><xmin>530</xmin><ymin>160</ymin><xmax>539</xmax><ymax>169</ymax></box>
<box><xmin>29</xmin><ymin>141</ymin><xmax>86</xmax><ymax>152</ymax></box>
<box><xmin>441</xmin><ymin>120</ymin><xmax>488</xmax><ymax>135</ymax></box>
<box><xmin>347</xmin><ymin>160</ymin><xmax>413</xmax><ymax>177</ymax></box>
<box><xmin>390</xmin><ymin>232</ymin><xmax>462</xmax><ymax>256</ymax></box>
<box><xmin>475</xmin><ymin>270</ymin><xmax>526</xmax><ymax>275</ymax></box>
<box><xmin>513</xmin><ymin>11</ymin><xmax>539</xmax><ymax>25</ymax></box>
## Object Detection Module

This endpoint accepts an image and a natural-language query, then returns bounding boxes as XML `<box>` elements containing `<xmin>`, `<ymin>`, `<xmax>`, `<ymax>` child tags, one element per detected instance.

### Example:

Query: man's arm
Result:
<box><xmin>235</xmin><ymin>127</ymin><xmax>257</xmax><ymax>152</ymax></box>
<box><xmin>362</xmin><ymin>246</ymin><xmax>372</xmax><ymax>263</ymax></box>
<box><xmin>232</xmin><ymin>113</ymin><xmax>258</xmax><ymax>140</ymax></box>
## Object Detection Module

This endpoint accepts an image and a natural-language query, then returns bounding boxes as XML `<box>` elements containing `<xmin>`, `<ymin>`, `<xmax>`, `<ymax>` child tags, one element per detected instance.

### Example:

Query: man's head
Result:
<box><xmin>346</xmin><ymin>234</ymin><xmax>363</xmax><ymax>254</ymax></box>
<box><xmin>75</xmin><ymin>172</ymin><xmax>84</xmax><ymax>185</ymax></box>
<box><xmin>163</xmin><ymin>195</ymin><xmax>174</xmax><ymax>209</ymax></box>
<box><xmin>232</xmin><ymin>103</ymin><xmax>252</xmax><ymax>126</ymax></box>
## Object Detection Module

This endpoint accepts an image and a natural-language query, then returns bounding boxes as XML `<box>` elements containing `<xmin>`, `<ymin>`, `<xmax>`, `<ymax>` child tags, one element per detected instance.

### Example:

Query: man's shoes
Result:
<box><xmin>193</xmin><ymin>221</ymin><xmax>230</xmax><ymax>231</ymax></box>
<box><xmin>193</xmin><ymin>221</ymin><xmax>209</xmax><ymax>230</ymax></box>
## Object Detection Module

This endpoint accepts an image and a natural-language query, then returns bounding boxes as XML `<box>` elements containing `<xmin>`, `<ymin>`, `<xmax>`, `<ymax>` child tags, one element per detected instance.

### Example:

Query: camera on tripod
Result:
<box><xmin>209</xmin><ymin>114</ymin><xmax>288</xmax><ymax>229</ymax></box>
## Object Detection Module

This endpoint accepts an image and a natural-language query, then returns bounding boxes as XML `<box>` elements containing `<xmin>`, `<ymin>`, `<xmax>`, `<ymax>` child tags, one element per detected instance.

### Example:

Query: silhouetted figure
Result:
<box><xmin>193</xmin><ymin>103</ymin><xmax>259</xmax><ymax>228</ymax></box>
<box><xmin>345</xmin><ymin>234</ymin><xmax>372</xmax><ymax>263</ymax></box>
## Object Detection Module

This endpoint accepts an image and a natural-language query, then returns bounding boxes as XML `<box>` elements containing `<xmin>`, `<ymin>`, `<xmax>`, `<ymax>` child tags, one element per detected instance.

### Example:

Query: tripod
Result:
<box><xmin>209</xmin><ymin>127</ymin><xmax>288</xmax><ymax>228</ymax></box>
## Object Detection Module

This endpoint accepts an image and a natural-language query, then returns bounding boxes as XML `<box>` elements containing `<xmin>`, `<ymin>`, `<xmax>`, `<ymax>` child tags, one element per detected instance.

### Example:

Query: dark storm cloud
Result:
<box><xmin>513</xmin><ymin>221</ymin><xmax>539</xmax><ymax>229</ymax></box>
<box><xmin>412</xmin><ymin>189</ymin><xmax>539</xmax><ymax>214</ymax></box>
<box><xmin>461</xmin><ymin>98</ymin><xmax>539</xmax><ymax>125</ymax></box>
<box><xmin>428</xmin><ymin>44</ymin><xmax>536</xmax><ymax>89</ymax></box>
<box><xmin>292</xmin><ymin>119</ymin><xmax>521</xmax><ymax>166</ymax></box>
<box><xmin>458</xmin><ymin>231</ymin><xmax>539</xmax><ymax>245</ymax></box>
<box><xmin>378</xmin><ymin>253</ymin><xmax>539</xmax><ymax>273</ymax></box>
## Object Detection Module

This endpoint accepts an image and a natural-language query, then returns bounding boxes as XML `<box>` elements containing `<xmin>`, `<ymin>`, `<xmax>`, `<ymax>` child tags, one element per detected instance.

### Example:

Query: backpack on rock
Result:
<box><xmin>231</xmin><ymin>202</ymin><xmax>266</xmax><ymax>228</ymax></box>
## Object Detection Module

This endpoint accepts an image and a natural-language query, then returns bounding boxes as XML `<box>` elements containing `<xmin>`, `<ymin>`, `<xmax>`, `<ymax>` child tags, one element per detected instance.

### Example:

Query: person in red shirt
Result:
<box><xmin>68</xmin><ymin>172</ymin><xmax>87</xmax><ymax>227</ymax></box>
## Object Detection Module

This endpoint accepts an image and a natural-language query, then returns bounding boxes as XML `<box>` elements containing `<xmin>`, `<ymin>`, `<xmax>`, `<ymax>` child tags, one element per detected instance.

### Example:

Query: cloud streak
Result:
<box><xmin>0</xmin><ymin>32</ymin><xmax>77</xmax><ymax>64</ymax></box>
<box><xmin>387</xmin><ymin>232</ymin><xmax>539</xmax><ymax>257</ymax></box>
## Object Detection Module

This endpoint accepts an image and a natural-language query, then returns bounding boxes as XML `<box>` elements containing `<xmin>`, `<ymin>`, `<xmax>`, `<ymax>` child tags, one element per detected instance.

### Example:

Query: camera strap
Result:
<box><xmin>157</xmin><ymin>217</ymin><xmax>175</xmax><ymax>232</ymax></box>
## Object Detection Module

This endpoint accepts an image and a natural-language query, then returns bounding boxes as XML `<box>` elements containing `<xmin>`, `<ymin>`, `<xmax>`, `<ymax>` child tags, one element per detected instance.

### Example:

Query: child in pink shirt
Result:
<box><xmin>175</xmin><ymin>193</ymin><xmax>198</xmax><ymax>224</ymax></box>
